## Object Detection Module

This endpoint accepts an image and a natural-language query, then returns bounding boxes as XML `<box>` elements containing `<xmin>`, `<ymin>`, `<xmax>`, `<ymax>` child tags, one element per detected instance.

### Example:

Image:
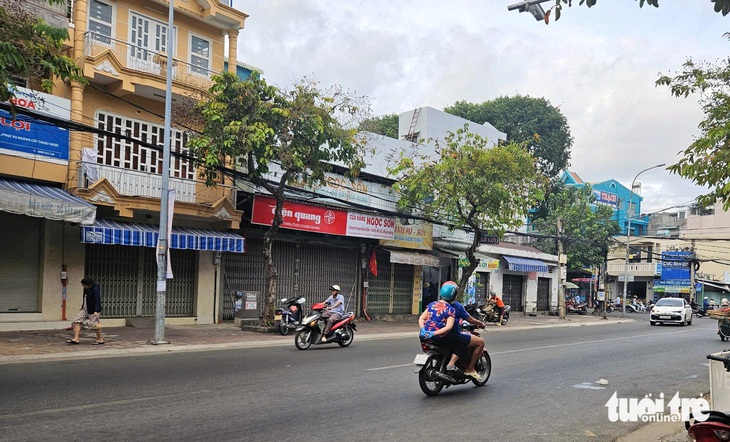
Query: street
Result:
<box><xmin>0</xmin><ymin>315</ymin><xmax>725</xmax><ymax>442</ymax></box>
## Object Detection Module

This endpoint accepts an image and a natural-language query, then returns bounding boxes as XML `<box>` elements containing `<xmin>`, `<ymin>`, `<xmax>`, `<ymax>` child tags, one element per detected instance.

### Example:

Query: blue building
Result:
<box><xmin>561</xmin><ymin>171</ymin><xmax>648</xmax><ymax>236</ymax></box>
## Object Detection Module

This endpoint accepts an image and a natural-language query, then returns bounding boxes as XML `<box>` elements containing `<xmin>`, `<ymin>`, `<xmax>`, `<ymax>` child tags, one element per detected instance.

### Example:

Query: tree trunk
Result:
<box><xmin>457</xmin><ymin>229</ymin><xmax>481</xmax><ymax>302</ymax></box>
<box><xmin>261</xmin><ymin>227</ymin><xmax>278</xmax><ymax>325</ymax></box>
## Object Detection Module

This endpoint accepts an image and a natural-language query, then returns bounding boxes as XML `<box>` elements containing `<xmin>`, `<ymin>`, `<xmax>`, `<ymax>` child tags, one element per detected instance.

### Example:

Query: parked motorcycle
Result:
<box><xmin>566</xmin><ymin>300</ymin><xmax>588</xmax><ymax>315</ymax></box>
<box><xmin>273</xmin><ymin>296</ymin><xmax>306</xmax><ymax>335</ymax></box>
<box><xmin>413</xmin><ymin>323</ymin><xmax>491</xmax><ymax>396</ymax></box>
<box><xmin>294</xmin><ymin>302</ymin><xmax>356</xmax><ymax>350</ymax></box>
<box><xmin>464</xmin><ymin>302</ymin><xmax>510</xmax><ymax>326</ymax></box>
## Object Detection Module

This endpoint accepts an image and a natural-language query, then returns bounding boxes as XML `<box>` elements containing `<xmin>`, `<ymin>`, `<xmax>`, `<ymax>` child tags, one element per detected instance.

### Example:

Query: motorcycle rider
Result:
<box><xmin>704</xmin><ymin>297</ymin><xmax>711</xmax><ymax>311</ymax></box>
<box><xmin>488</xmin><ymin>291</ymin><xmax>505</xmax><ymax>326</ymax></box>
<box><xmin>419</xmin><ymin>283</ymin><xmax>482</xmax><ymax>381</ymax></box>
<box><xmin>718</xmin><ymin>298</ymin><xmax>730</xmax><ymax>337</ymax></box>
<box><xmin>321</xmin><ymin>285</ymin><xmax>344</xmax><ymax>342</ymax></box>
<box><xmin>439</xmin><ymin>281</ymin><xmax>486</xmax><ymax>373</ymax></box>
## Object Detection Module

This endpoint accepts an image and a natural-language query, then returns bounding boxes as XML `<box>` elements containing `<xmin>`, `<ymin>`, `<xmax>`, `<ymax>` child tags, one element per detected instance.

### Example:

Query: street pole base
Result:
<box><xmin>148</xmin><ymin>340</ymin><xmax>170</xmax><ymax>345</ymax></box>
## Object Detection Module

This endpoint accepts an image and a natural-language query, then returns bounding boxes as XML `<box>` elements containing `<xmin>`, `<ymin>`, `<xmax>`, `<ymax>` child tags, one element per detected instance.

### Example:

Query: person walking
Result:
<box><xmin>67</xmin><ymin>278</ymin><xmax>103</xmax><ymax>345</ymax></box>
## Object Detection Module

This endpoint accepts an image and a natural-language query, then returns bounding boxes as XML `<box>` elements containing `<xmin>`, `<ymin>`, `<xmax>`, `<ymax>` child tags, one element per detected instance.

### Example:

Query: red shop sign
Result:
<box><xmin>251</xmin><ymin>195</ymin><xmax>347</xmax><ymax>235</ymax></box>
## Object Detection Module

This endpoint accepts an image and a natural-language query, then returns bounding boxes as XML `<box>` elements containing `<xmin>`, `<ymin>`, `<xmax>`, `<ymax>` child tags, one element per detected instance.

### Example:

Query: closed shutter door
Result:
<box><xmin>0</xmin><ymin>213</ymin><xmax>41</xmax><ymax>312</ymax></box>
<box><xmin>221</xmin><ymin>238</ymin><xmax>358</xmax><ymax>319</ymax></box>
<box><xmin>537</xmin><ymin>277</ymin><xmax>550</xmax><ymax>311</ymax></box>
<box><xmin>368</xmin><ymin>249</ymin><xmax>415</xmax><ymax>316</ymax></box>
<box><xmin>502</xmin><ymin>274</ymin><xmax>524</xmax><ymax>312</ymax></box>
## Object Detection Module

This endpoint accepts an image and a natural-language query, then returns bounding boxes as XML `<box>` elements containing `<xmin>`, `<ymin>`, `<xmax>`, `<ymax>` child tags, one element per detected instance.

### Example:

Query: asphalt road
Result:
<box><xmin>1</xmin><ymin>315</ymin><xmax>726</xmax><ymax>442</ymax></box>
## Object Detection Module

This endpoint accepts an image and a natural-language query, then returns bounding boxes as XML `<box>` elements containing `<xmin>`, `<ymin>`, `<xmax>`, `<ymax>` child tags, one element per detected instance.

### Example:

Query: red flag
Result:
<box><xmin>369</xmin><ymin>249</ymin><xmax>378</xmax><ymax>277</ymax></box>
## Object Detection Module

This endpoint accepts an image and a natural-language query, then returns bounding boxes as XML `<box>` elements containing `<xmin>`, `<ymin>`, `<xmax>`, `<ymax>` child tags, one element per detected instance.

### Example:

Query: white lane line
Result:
<box><xmin>367</xmin><ymin>363</ymin><xmax>414</xmax><ymax>371</ymax></box>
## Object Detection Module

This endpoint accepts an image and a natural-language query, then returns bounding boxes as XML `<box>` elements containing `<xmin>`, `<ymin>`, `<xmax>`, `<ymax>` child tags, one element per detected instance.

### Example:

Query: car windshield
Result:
<box><xmin>656</xmin><ymin>298</ymin><xmax>683</xmax><ymax>307</ymax></box>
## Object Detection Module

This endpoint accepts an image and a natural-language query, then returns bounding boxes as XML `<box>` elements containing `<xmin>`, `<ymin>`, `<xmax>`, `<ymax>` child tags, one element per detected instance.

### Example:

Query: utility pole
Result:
<box><xmin>690</xmin><ymin>239</ymin><xmax>696</xmax><ymax>302</ymax></box>
<box><xmin>557</xmin><ymin>217</ymin><xmax>566</xmax><ymax>320</ymax></box>
<box><xmin>153</xmin><ymin>0</ymin><xmax>175</xmax><ymax>345</ymax></box>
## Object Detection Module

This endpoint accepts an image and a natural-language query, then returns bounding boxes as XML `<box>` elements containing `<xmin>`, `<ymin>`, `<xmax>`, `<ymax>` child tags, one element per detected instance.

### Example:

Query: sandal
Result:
<box><xmin>66</xmin><ymin>339</ymin><xmax>80</xmax><ymax>345</ymax></box>
<box><xmin>464</xmin><ymin>371</ymin><xmax>481</xmax><ymax>381</ymax></box>
<box><xmin>92</xmin><ymin>341</ymin><xmax>104</xmax><ymax>345</ymax></box>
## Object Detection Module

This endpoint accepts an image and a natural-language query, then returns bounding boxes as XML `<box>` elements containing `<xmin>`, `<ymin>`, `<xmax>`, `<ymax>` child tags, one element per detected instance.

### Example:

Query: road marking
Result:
<box><xmin>367</xmin><ymin>363</ymin><xmax>413</xmax><ymax>371</ymax></box>
<box><xmin>0</xmin><ymin>390</ymin><xmax>211</xmax><ymax>420</ymax></box>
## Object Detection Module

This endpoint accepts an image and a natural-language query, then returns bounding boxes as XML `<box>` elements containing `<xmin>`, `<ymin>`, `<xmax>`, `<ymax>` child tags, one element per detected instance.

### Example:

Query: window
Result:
<box><xmin>88</xmin><ymin>0</ymin><xmax>113</xmax><ymax>45</ymax></box>
<box><xmin>190</xmin><ymin>35</ymin><xmax>211</xmax><ymax>75</ymax></box>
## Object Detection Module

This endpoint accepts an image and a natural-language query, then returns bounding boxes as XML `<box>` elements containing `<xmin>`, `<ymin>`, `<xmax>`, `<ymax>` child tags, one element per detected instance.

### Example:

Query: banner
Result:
<box><xmin>380</xmin><ymin>219</ymin><xmax>433</xmax><ymax>250</ymax></box>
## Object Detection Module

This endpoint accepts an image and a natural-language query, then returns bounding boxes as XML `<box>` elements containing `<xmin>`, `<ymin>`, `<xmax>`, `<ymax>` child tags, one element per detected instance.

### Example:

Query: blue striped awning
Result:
<box><xmin>81</xmin><ymin>219</ymin><xmax>244</xmax><ymax>253</ymax></box>
<box><xmin>503</xmin><ymin>255</ymin><xmax>548</xmax><ymax>273</ymax></box>
<box><xmin>0</xmin><ymin>179</ymin><xmax>96</xmax><ymax>225</ymax></box>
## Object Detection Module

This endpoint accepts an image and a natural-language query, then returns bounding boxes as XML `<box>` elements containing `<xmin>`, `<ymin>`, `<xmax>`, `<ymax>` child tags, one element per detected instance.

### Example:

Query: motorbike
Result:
<box><xmin>719</xmin><ymin>318</ymin><xmax>730</xmax><ymax>342</ymax></box>
<box><xmin>294</xmin><ymin>302</ymin><xmax>356</xmax><ymax>350</ymax></box>
<box><xmin>626</xmin><ymin>301</ymin><xmax>647</xmax><ymax>314</ymax></box>
<box><xmin>686</xmin><ymin>411</ymin><xmax>730</xmax><ymax>441</ymax></box>
<box><xmin>693</xmin><ymin>304</ymin><xmax>709</xmax><ymax>318</ymax></box>
<box><xmin>273</xmin><ymin>296</ymin><xmax>306</xmax><ymax>335</ymax></box>
<box><xmin>464</xmin><ymin>302</ymin><xmax>510</xmax><ymax>326</ymax></box>
<box><xmin>565</xmin><ymin>300</ymin><xmax>588</xmax><ymax>315</ymax></box>
<box><xmin>413</xmin><ymin>323</ymin><xmax>492</xmax><ymax>396</ymax></box>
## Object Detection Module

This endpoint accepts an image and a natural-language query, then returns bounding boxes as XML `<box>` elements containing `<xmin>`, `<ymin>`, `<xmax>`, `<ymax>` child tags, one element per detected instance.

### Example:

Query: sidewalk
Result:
<box><xmin>0</xmin><ymin>312</ymin><xmax>631</xmax><ymax>363</ymax></box>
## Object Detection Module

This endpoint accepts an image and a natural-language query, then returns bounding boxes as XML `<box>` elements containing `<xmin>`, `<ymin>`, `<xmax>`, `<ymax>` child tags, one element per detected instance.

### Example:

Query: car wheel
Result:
<box><xmin>687</xmin><ymin>315</ymin><xmax>692</xmax><ymax>326</ymax></box>
<box><xmin>650</xmin><ymin>321</ymin><xmax>656</xmax><ymax>326</ymax></box>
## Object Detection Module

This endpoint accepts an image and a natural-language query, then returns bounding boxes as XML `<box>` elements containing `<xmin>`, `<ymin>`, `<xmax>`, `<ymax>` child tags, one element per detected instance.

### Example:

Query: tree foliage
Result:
<box><xmin>444</xmin><ymin>96</ymin><xmax>573</xmax><ymax>179</ymax></box>
<box><xmin>0</xmin><ymin>0</ymin><xmax>85</xmax><ymax>111</ymax></box>
<box><xmin>656</xmin><ymin>35</ymin><xmax>730</xmax><ymax>210</ymax></box>
<box><xmin>531</xmin><ymin>184</ymin><xmax>619</xmax><ymax>270</ymax></box>
<box><xmin>359</xmin><ymin>113</ymin><xmax>399</xmax><ymax>139</ymax></box>
<box><xmin>187</xmin><ymin>73</ymin><xmax>369</xmax><ymax>324</ymax></box>
<box><xmin>537</xmin><ymin>0</ymin><xmax>730</xmax><ymax>25</ymax></box>
<box><xmin>389</xmin><ymin>126</ymin><xmax>545</xmax><ymax>298</ymax></box>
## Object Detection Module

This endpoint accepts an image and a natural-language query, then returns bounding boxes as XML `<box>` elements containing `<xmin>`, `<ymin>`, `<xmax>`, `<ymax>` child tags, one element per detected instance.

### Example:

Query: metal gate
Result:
<box><xmin>475</xmin><ymin>272</ymin><xmax>491</xmax><ymax>305</ymax></box>
<box><xmin>85</xmin><ymin>244</ymin><xmax>196</xmax><ymax>317</ymax></box>
<box><xmin>221</xmin><ymin>238</ymin><xmax>359</xmax><ymax>319</ymax></box>
<box><xmin>367</xmin><ymin>249</ymin><xmax>414</xmax><ymax>316</ymax></box>
<box><xmin>502</xmin><ymin>274</ymin><xmax>524</xmax><ymax>312</ymax></box>
<box><xmin>537</xmin><ymin>277</ymin><xmax>550</xmax><ymax>311</ymax></box>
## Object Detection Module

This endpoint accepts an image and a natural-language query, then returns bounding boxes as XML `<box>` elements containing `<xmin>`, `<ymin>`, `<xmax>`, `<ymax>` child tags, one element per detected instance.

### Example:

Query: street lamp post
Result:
<box><xmin>621</xmin><ymin>163</ymin><xmax>665</xmax><ymax>318</ymax></box>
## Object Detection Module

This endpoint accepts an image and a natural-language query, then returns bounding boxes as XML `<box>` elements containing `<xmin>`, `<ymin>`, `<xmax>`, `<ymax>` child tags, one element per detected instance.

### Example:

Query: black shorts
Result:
<box><xmin>495</xmin><ymin>306</ymin><xmax>505</xmax><ymax>316</ymax></box>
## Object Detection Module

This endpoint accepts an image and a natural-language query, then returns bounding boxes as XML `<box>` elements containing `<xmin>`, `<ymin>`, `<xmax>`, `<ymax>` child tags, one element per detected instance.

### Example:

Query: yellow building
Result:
<box><xmin>0</xmin><ymin>0</ymin><xmax>249</xmax><ymax>330</ymax></box>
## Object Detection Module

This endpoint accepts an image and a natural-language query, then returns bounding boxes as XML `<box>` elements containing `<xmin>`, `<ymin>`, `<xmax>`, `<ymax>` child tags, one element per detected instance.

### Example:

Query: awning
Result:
<box><xmin>700</xmin><ymin>281</ymin><xmax>730</xmax><ymax>292</ymax></box>
<box><xmin>503</xmin><ymin>255</ymin><xmax>549</xmax><ymax>273</ymax></box>
<box><xmin>0</xmin><ymin>179</ymin><xmax>96</xmax><ymax>225</ymax></box>
<box><xmin>386</xmin><ymin>249</ymin><xmax>440</xmax><ymax>267</ymax></box>
<box><xmin>81</xmin><ymin>219</ymin><xmax>245</xmax><ymax>253</ymax></box>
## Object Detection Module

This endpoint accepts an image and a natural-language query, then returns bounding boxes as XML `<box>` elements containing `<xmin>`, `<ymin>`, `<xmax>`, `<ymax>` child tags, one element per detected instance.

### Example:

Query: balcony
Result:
<box><xmin>607</xmin><ymin>262</ymin><xmax>659</xmax><ymax>277</ymax></box>
<box><xmin>80</xmin><ymin>162</ymin><xmax>235</xmax><ymax>205</ymax></box>
<box><xmin>83</xmin><ymin>32</ymin><xmax>217</xmax><ymax>93</ymax></box>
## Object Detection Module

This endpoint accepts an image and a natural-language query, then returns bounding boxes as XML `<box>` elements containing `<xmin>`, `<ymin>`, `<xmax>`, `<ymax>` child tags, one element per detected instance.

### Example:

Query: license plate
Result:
<box><xmin>660</xmin><ymin>315</ymin><xmax>671</xmax><ymax>319</ymax></box>
<box><xmin>274</xmin><ymin>314</ymin><xmax>282</xmax><ymax>321</ymax></box>
<box><xmin>413</xmin><ymin>354</ymin><xmax>428</xmax><ymax>365</ymax></box>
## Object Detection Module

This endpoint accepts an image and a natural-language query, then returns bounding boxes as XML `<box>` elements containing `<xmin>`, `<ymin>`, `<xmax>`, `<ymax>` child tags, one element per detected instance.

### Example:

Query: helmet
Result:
<box><xmin>705</xmin><ymin>297</ymin><xmax>709</xmax><ymax>300</ymax></box>
<box><xmin>330</xmin><ymin>285</ymin><xmax>340</xmax><ymax>292</ymax></box>
<box><xmin>722</xmin><ymin>298</ymin><xmax>729</xmax><ymax>306</ymax></box>
<box><xmin>439</xmin><ymin>281</ymin><xmax>458</xmax><ymax>302</ymax></box>
<box><xmin>490</xmin><ymin>290</ymin><xmax>497</xmax><ymax>297</ymax></box>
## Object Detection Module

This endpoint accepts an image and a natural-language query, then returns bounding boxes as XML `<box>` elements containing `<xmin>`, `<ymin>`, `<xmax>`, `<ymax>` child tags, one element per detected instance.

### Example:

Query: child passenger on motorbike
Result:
<box><xmin>418</xmin><ymin>282</ymin><xmax>483</xmax><ymax>381</ymax></box>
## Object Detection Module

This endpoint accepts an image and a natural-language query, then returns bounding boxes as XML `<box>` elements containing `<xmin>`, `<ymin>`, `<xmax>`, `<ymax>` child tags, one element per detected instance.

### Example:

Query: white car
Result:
<box><xmin>650</xmin><ymin>297</ymin><xmax>693</xmax><ymax>326</ymax></box>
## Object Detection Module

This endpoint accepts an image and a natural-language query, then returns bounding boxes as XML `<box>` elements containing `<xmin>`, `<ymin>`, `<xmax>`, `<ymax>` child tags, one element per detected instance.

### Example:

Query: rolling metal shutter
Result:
<box><xmin>0</xmin><ymin>213</ymin><xmax>41</xmax><ymax>312</ymax></box>
<box><xmin>502</xmin><ymin>274</ymin><xmax>524</xmax><ymax>312</ymax></box>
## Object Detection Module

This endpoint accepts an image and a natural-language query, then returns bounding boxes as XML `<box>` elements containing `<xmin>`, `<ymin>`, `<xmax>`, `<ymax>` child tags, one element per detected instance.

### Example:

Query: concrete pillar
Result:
<box><xmin>227</xmin><ymin>29</ymin><xmax>239</xmax><ymax>74</ymax></box>
<box><xmin>67</xmin><ymin>82</ymin><xmax>85</xmax><ymax>188</ymax></box>
<box><xmin>72</xmin><ymin>0</ymin><xmax>89</xmax><ymax>62</ymax></box>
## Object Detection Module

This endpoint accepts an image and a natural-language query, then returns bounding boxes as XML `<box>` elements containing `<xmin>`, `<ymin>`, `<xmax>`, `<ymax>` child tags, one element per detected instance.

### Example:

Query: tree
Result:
<box><xmin>530</xmin><ymin>184</ymin><xmax>619</xmax><ymax>271</ymax></box>
<box><xmin>444</xmin><ymin>95</ymin><xmax>573</xmax><ymax>179</ymax></box>
<box><xmin>359</xmin><ymin>113</ymin><xmax>399</xmax><ymax>139</ymax></box>
<box><xmin>0</xmin><ymin>0</ymin><xmax>85</xmax><ymax>111</ymax></box>
<box><xmin>537</xmin><ymin>1</ymin><xmax>730</xmax><ymax>24</ymax></box>
<box><xmin>389</xmin><ymin>126</ymin><xmax>545</xmax><ymax>298</ymax></box>
<box><xmin>187</xmin><ymin>73</ymin><xmax>369</xmax><ymax>325</ymax></box>
<box><xmin>656</xmin><ymin>35</ymin><xmax>730</xmax><ymax>210</ymax></box>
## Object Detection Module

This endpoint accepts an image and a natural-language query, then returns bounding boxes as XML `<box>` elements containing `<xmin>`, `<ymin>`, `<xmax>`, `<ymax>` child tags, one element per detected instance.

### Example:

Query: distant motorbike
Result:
<box><xmin>294</xmin><ymin>302</ymin><xmax>356</xmax><ymax>350</ymax></box>
<box><xmin>719</xmin><ymin>318</ymin><xmax>730</xmax><ymax>342</ymax></box>
<box><xmin>413</xmin><ymin>323</ymin><xmax>491</xmax><ymax>396</ymax></box>
<box><xmin>274</xmin><ymin>296</ymin><xmax>306</xmax><ymax>335</ymax></box>
<box><xmin>465</xmin><ymin>302</ymin><xmax>510</xmax><ymax>326</ymax></box>
<box><xmin>566</xmin><ymin>300</ymin><xmax>588</xmax><ymax>315</ymax></box>
<box><xmin>692</xmin><ymin>305</ymin><xmax>709</xmax><ymax>318</ymax></box>
<box><xmin>626</xmin><ymin>301</ymin><xmax>647</xmax><ymax>314</ymax></box>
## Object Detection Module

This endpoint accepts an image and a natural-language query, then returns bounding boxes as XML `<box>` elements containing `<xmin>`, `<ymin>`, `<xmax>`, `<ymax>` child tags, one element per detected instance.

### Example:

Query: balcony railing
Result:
<box><xmin>607</xmin><ymin>262</ymin><xmax>659</xmax><ymax>276</ymax></box>
<box><xmin>83</xmin><ymin>32</ymin><xmax>217</xmax><ymax>90</ymax></box>
<box><xmin>80</xmin><ymin>162</ymin><xmax>235</xmax><ymax>205</ymax></box>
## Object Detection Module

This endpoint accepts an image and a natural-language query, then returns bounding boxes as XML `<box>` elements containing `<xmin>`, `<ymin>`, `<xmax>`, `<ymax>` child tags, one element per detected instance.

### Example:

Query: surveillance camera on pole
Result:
<box><xmin>507</xmin><ymin>0</ymin><xmax>550</xmax><ymax>21</ymax></box>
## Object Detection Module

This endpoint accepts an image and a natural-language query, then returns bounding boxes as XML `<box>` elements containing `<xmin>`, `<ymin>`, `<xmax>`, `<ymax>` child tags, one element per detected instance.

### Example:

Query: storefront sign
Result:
<box><xmin>380</xmin><ymin>219</ymin><xmax>433</xmax><ymax>250</ymax></box>
<box><xmin>653</xmin><ymin>279</ymin><xmax>691</xmax><ymax>294</ymax></box>
<box><xmin>252</xmin><ymin>195</ymin><xmax>347</xmax><ymax>235</ymax></box>
<box><xmin>0</xmin><ymin>86</ymin><xmax>70</xmax><ymax>163</ymax></box>
<box><xmin>593</xmin><ymin>190</ymin><xmax>618</xmax><ymax>208</ymax></box>
<box><xmin>661</xmin><ymin>251</ymin><xmax>691</xmax><ymax>281</ymax></box>
<box><xmin>252</xmin><ymin>195</ymin><xmax>396</xmax><ymax>240</ymax></box>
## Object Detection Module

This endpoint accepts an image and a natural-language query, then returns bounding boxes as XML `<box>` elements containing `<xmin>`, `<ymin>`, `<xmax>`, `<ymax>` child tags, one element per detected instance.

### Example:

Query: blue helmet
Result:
<box><xmin>439</xmin><ymin>281</ymin><xmax>458</xmax><ymax>302</ymax></box>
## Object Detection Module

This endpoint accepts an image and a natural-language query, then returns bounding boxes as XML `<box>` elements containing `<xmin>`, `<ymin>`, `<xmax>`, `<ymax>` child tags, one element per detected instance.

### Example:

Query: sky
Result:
<box><xmin>231</xmin><ymin>0</ymin><xmax>729</xmax><ymax>213</ymax></box>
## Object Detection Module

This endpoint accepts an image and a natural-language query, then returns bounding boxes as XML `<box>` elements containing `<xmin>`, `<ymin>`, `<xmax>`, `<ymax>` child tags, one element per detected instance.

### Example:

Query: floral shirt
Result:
<box><xmin>422</xmin><ymin>300</ymin><xmax>456</xmax><ymax>337</ymax></box>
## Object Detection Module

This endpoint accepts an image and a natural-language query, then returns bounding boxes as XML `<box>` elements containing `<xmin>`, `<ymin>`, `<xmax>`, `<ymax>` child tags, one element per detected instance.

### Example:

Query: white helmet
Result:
<box><xmin>722</xmin><ymin>298</ymin><xmax>729</xmax><ymax>306</ymax></box>
<box><xmin>330</xmin><ymin>285</ymin><xmax>341</xmax><ymax>292</ymax></box>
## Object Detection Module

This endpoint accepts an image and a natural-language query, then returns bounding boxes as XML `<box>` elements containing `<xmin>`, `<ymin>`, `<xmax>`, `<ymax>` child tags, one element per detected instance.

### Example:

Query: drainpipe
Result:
<box><xmin>61</xmin><ymin>264</ymin><xmax>68</xmax><ymax>320</ymax></box>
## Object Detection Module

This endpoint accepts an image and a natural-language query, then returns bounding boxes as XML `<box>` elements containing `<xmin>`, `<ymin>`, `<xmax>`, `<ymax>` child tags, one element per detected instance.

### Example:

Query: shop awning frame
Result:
<box><xmin>81</xmin><ymin>219</ymin><xmax>245</xmax><ymax>253</ymax></box>
<box><xmin>0</xmin><ymin>179</ymin><xmax>96</xmax><ymax>225</ymax></box>
<box><xmin>385</xmin><ymin>249</ymin><xmax>440</xmax><ymax>267</ymax></box>
<box><xmin>502</xmin><ymin>255</ymin><xmax>549</xmax><ymax>273</ymax></box>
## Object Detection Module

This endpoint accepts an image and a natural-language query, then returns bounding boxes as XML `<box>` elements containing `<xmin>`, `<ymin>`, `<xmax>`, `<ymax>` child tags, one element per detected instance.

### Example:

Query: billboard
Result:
<box><xmin>593</xmin><ymin>190</ymin><xmax>618</xmax><ymax>208</ymax></box>
<box><xmin>661</xmin><ymin>251</ymin><xmax>691</xmax><ymax>281</ymax></box>
<box><xmin>0</xmin><ymin>86</ymin><xmax>70</xmax><ymax>163</ymax></box>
